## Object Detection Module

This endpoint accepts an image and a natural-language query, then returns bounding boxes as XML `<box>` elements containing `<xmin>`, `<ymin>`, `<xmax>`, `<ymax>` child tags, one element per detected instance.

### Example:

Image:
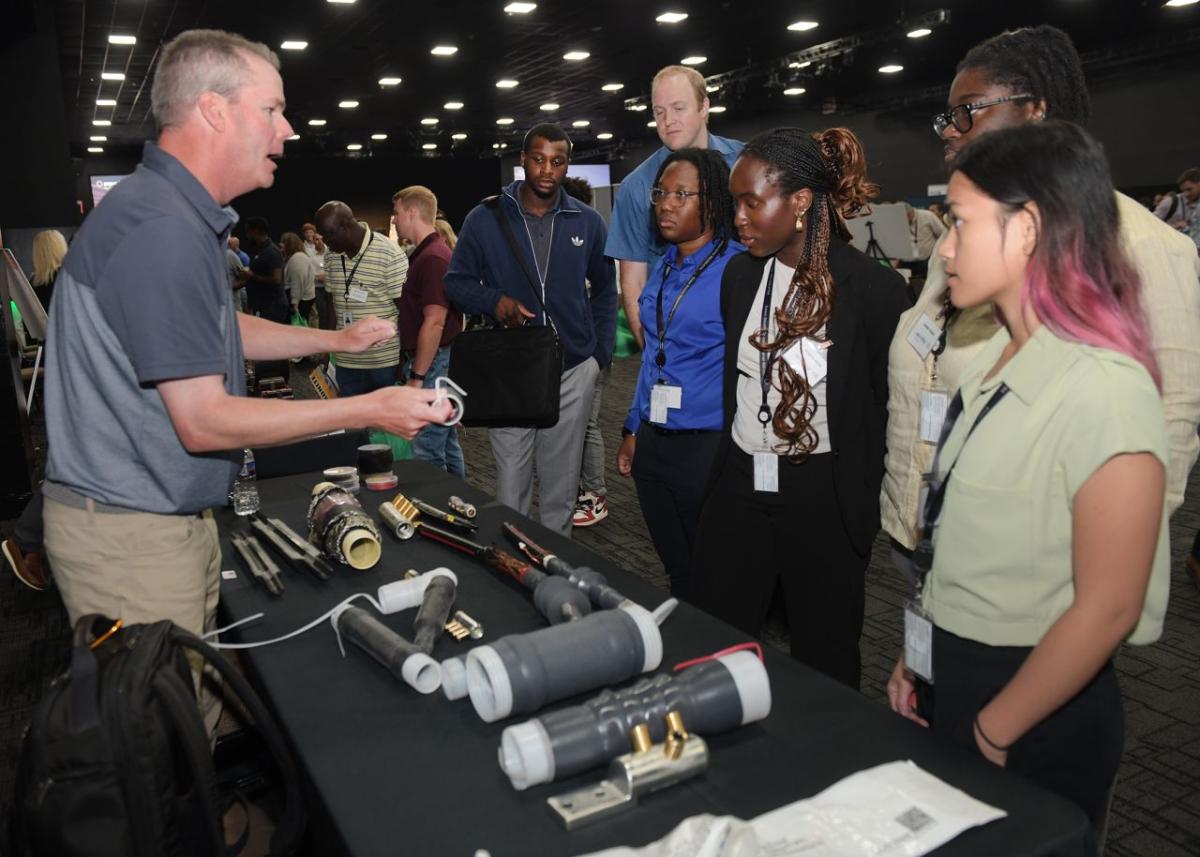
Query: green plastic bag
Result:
<box><xmin>290</xmin><ymin>311</ymin><xmax>308</xmax><ymax>327</ymax></box>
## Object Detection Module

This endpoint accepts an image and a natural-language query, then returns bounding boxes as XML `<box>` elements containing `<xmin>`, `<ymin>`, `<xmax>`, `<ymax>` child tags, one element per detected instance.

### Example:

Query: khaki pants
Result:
<box><xmin>43</xmin><ymin>496</ymin><xmax>223</xmax><ymax>738</ymax></box>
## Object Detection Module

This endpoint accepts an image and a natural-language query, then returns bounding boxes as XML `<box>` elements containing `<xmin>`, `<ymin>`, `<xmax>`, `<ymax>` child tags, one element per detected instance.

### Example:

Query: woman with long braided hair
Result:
<box><xmin>690</xmin><ymin>127</ymin><xmax>911</xmax><ymax>689</ymax></box>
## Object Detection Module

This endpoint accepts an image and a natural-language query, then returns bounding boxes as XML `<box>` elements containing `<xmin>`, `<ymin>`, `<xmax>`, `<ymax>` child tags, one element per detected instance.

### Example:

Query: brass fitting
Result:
<box><xmin>663</xmin><ymin>711</ymin><xmax>688</xmax><ymax>760</ymax></box>
<box><xmin>443</xmin><ymin>619</ymin><xmax>470</xmax><ymax>641</ymax></box>
<box><xmin>453</xmin><ymin>609</ymin><xmax>484</xmax><ymax>640</ymax></box>
<box><xmin>628</xmin><ymin>722</ymin><xmax>653</xmax><ymax>755</ymax></box>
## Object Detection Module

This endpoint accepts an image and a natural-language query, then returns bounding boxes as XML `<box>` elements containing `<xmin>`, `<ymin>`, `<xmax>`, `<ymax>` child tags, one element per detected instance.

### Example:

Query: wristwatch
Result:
<box><xmin>621</xmin><ymin>427</ymin><xmax>635</xmax><ymax>438</ymax></box>
<box><xmin>409</xmin><ymin>370</ymin><xmax>427</xmax><ymax>381</ymax></box>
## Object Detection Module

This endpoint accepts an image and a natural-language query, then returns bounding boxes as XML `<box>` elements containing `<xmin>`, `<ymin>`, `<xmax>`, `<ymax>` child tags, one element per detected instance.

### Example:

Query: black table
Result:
<box><xmin>216</xmin><ymin>461</ymin><xmax>1089</xmax><ymax>857</ymax></box>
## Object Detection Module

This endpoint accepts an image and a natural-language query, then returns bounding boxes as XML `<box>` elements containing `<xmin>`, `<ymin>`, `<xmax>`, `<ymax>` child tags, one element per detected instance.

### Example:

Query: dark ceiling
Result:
<box><xmin>55</xmin><ymin>0</ymin><xmax>1200</xmax><ymax>161</ymax></box>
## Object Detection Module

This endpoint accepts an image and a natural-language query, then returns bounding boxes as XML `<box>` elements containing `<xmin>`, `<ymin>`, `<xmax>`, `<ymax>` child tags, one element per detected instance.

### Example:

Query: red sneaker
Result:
<box><xmin>3</xmin><ymin>537</ymin><xmax>50</xmax><ymax>591</ymax></box>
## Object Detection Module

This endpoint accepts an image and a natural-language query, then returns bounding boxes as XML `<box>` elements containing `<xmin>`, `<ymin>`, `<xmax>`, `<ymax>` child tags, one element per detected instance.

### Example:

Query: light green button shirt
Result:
<box><xmin>922</xmin><ymin>324</ymin><xmax>1169</xmax><ymax>647</ymax></box>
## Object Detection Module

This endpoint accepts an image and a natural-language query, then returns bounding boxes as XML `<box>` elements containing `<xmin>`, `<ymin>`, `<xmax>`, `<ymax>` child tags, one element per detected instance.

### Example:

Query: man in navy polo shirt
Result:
<box><xmin>606</xmin><ymin>65</ymin><xmax>742</xmax><ymax>349</ymax></box>
<box><xmin>41</xmin><ymin>29</ymin><xmax>452</xmax><ymax>732</ymax></box>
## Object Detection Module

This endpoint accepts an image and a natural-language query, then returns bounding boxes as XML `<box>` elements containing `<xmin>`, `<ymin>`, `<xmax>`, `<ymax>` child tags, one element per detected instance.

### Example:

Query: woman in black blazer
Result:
<box><xmin>691</xmin><ymin>127</ymin><xmax>912</xmax><ymax>689</ymax></box>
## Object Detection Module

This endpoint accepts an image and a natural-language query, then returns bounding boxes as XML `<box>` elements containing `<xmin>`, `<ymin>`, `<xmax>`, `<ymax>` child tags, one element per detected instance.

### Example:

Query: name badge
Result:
<box><xmin>781</xmin><ymin>337</ymin><xmax>830</xmax><ymax>386</ymax></box>
<box><xmin>919</xmin><ymin>389</ymin><xmax>949</xmax><ymax>444</ymax></box>
<box><xmin>907</xmin><ymin>314</ymin><xmax>941</xmax><ymax>360</ymax></box>
<box><xmin>904</xmin><ymin>600</ymin><xmax>934</xmax><ymax>683</ymax></box>
<box><xmin>753</xmin><ymin>452</ymin><xmax>779</xmax><ymax>493</ymax></box>
<box><xmin>348</xmin><ymin>286</ymin><xmax>369</xmax><ymax>303</ymax></box>
<box><xmin>649</xmin><ymin>384</ymin><xmax>682</xmax><ymax>425</ymax></box>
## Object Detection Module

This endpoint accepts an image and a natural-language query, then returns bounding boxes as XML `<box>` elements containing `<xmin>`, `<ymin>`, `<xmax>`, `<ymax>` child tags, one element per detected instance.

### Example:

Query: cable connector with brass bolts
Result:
<box><xmin>453</xmin><ymin>610</ymin><xmax>484</xmax><ymax>639</ymax></box>
<box><xmin>448</xmin><ymin>495</ymin><xmax>477</xmax><ymax>518</ymax></box>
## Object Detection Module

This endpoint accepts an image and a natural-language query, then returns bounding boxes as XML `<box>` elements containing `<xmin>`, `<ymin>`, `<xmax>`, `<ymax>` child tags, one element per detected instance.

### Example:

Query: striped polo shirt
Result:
<box><xmin>324</xmin><ymin>222</ymin><xmax>408</xmax><ymax>368</ymax></box>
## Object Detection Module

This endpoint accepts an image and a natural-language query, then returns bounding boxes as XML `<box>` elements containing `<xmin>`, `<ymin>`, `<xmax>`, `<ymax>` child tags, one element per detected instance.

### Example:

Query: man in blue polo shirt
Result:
<box><xmin>40</xmin><ymin>29</ymin><xmax>452</xmax><ymax>732</ymax></box>
<box><xmin>605</xmin><ymin>65</ymin><xmax>743</xmax><ymax>350</ymax></box>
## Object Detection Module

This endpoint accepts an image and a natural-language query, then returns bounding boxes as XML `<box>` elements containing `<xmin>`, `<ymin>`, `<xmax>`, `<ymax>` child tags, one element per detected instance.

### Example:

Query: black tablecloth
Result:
<box><xmin>216</xmin><ymin>461</ymin><xmax>1089</xmax><ymax>857</ymax></box>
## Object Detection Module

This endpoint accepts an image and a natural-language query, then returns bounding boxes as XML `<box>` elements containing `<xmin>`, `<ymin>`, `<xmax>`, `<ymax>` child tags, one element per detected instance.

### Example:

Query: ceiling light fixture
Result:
<box><xmin>96</xmin><ymin>98</ymin><xmax>117</xmax><ymax>106</ymax></box>
<box><xmin>338</xmin><ymin>100</ymin><xmax>359</xmax><ymax>108</ymax></box>
<box><xmin>878</xmin><ymin>64</ymin><xmax>904</xmax><ymax>74</ymax></box>
<box><xmin>496</xmin><ymin>117</ymin><xmax>515</xmax><ymax>125</ymax></box>
<box><xmin>540</xmin><ymin>102</ymin><xmax>560</xmax><ymax>111</ymax></box>
<box><xmin>422</xmin><ymin>143</ymin><xmax>438</xmax><ymax>150</ymax></box>
<box><xmin>601</xmin><ymin>83</ymin><xmax>624</xmax><ymax>92</ymax></box>
<box><xmin>596</xmin><ymin>132</ymin><xmax>614</xmax><ymax>140</ymax></box>
<box><xmin>1165</xmin><ymin>0</ymin><xmax>1199</xmax><ymax>6</ymax></box>
<box><xmin>88</xmin><ymin>147</ymin><xmax>104</xmax><ymax>153</ymax></box>
<box><xmin>787</xmin><ymin>20</ymin><xmax>819</xmax><ymax>31</ymax></box>
<box><xmin>421</xmin><ymin>117</ymin><xmax>439</xmax><ymax>125</ymax></box>
<box><xmin>493</xmin><ymin>143</ymin><xmax>504</xmax><ymax>149</ymax></box>
<box><xmin>646</xmin><ymin>120</ymin><xmax>657</xmax><ymax>128</ymax></box>
<box><xmin>706</xmin><ymin>84</ymin><xmax>719</xmax><ymax>92</ymax></box>
<box><xmin>629</xmin><ymin>103</ymin><xmax>648</xmax><ymax>112</ymax></box>
<box><xmin>709</xmin><ymin>105</ymin><xmax>726</xmax><ymax>113</ymax></box>
<box><xmin>308</xmin><ymin>118</ymin><xmax>327</xmax><ymax>126</ymax></box>
<box><xmin>784</xmin><ymin>87</ymin><xmax>806</xmax><ymax>96</ymax></box>
<box><xmin>92</xmin><ymin>119</ymin><xmax>112</xmax><ymax>126</ymax></box>
<box><xmin>452</xmin><ymin>132</ymin><xmax>468</xmax><ymax>140</ymax></box>
<box><xmin>572</xmin><ymin>119</ymin><xmax>590</xmax><ymax>127</ymax></box>
<box><xmin>431</xmin><ymin>45</ymin><xmax>458</xmax><ymax>56</ymax></box>
<box><xmin>288</xmin><ymin>134</ymin><xmax>300</xmax><ymax>140</ymax></box>
<box><xmin>789</xmin><ymin>61</ymin><xmax>812</xmax><ymax>69</ymax></box>
<box><xmin>656</xmin><ymin>12</ymin><xmax>688</xmax><ymax>23</ymax></box>
<box><xmin>101</xmin><ymin>71</ymin><xmax>125</xmax><ymax>81</ymax></box>
<box><xmin>563</xmin><ymin>50</ymin><xmax>590</xmax><ymax>61</ymax></box>
<box><xmin>444</xmin><ymin>101</ymin><xmax>464</xmax><ymax>110</ymax></box>
<box><xmin>496</xmin><ymin>79</ymin><xmax>519</xmax><ymax>88</ymax></box>
<box><xmin>681</xmin><ymin>55</ymin><xmax>706</xmax><ymax>65</ymax></box>
<box><xmin>379</xmin><ymin>76</ymin><xmax>402</xmax><ymax>86</ymax></box>
<box><xmin>907</xmin><ymin>28</ymin><xmax>932</xmax><ymax>38</ymax></box>
<box><xmin>371</xmin><ymin>133</ymin><xmax>388</xmax><ymax>140</ymax></box>
<box><xmin>504</xmin><ymin>2</ymin><xmax>537</xmax><ymax>12</ymax></box>
<box><xmin>328</xmin><ymin>0</ymin><xmax>356</xmax><ymax>4</ymax></box>
<box><xmin>346</xmin><ymin>143</ymin><xmax>362</xmax><ymax>151</ymax></box>
<box><xmin>108</xmin><ymin>34</ymin><xmax>136</xmax><ymax>45</ymax></box>
<box><xmin>90</xmin><ymin>135</ymin><xmax>107</xmax><ymax>142</ymax></box>
<box><xmin>280</xmin><ymin>40</ymin><xmax>308</xmax><ymax>50</ymax></box>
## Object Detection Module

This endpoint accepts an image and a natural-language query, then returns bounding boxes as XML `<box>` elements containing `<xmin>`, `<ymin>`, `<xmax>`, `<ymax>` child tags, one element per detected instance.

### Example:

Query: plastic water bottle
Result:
<box><xmin>231</xmin><ymin>449</ymin><xmax>260</xmax><ymax>516</ymax></box>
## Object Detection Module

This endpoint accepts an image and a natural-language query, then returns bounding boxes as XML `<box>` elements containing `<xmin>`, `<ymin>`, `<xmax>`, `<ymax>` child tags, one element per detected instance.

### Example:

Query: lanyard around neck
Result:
<box><xmin>341</xmin><ymin>230</ymin><xmax>375</xmax><ymax>298</ymax></box>
<box><xmin>654</xmin><ymin>240</ymin><xmax>725</xmax><ymax>371</ymax></box>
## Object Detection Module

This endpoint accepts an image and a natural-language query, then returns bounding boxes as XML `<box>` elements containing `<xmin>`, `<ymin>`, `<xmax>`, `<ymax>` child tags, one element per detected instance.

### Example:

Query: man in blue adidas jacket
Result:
<box><xmin>445</xmin><ymin>123</ymin><xmax>616</xmax><ymax>536</ymax></box>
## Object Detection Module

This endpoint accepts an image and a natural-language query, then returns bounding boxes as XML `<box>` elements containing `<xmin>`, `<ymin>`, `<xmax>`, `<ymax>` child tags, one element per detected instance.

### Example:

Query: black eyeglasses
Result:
<box><xmin>650</xmin><ymin>188</ymin><xmax>700</xmax><ymax>205</ymax></box>
<box><xmin>932</xmin><ymin>94</ymin><xmax>1034</xmax><ymax>138</ymax></box>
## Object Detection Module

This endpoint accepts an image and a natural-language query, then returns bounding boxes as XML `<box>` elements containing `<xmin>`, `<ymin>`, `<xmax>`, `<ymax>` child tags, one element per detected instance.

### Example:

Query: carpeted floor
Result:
<box><xmin>2</xmin><ymin>353</ymin><xmax>1197</xmax><ymax>855</ymax></box>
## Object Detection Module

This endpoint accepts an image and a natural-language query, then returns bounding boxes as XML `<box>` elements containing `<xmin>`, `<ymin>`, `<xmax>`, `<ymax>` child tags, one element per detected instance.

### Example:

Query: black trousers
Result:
<box><xmin>916</xmin><ymin>626</ymin><xmax>1122</xmax><ymax>843</ymax></box>
<box><xmin>631</xmin><ymin>425</ymin><xmax>722</xmax><ymax>600</ymax></box>
<box><xmin>691</xmin><ymin>447</ymin><xmax>869</xmax><ymax>689</ymax></box>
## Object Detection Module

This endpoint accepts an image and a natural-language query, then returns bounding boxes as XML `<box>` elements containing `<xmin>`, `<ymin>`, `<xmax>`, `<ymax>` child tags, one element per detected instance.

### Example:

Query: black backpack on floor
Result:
<box><xmin>10</xmin><ymin>615</ymin><xmax>305</xmax><ymax>857</ymax></box>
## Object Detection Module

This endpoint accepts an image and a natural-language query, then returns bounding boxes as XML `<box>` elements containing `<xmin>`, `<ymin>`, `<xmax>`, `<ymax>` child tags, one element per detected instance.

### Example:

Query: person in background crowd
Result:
<box><xmin>882</xmin><ymin>25</ymin><xmax>1200</xmax><ymax>590</ymax></box>
<box><xmin>316</xmin><ymin>200</ymin><xmax>409</xmax><ymax>396</ymax></box>
<box><xmin>228</xmin><ymin>234</ymin><xmax>249</xmax><ymax>266</ymax></box>
<box><xmin>391</xmin><ymin>185</ymin><xmax>466</xmax><ymax>477</ymax></box>
<box><xmin>928</xmin><ymin>201</ymin><xmax>946</xmax><ymax>220</ymax></box>
<box><xmin>280</xmin><ymin>231</ymin><xmax>317</xmax><ymax>327</ymax></box>
<box><xmin>30</xmin><ymin>229</ymin><xmax>68</xmax><ymax>310</ymax></box>
<box><xmin>606</xmin><ymin>64</ymin><xmax>743</xmax><ymax>349</ymax></box>
<box><xmin>301</xmin><ymin>221</ymin><xmax>328</xmax><ymax>327</ymax></box>
<box><xmin>445</xmin><ymin>123</ymin><xmax>616</xmax><ymax>537</ymax></box>
<box><xmin>559</xmin><ymin>175</ymin><xmax>611</xmax><ymax>528</ymax></box>
<box><xmin>39</xmin><ymin>28</ymin><xmax>452</xmax><ymax>735</ymax></box>
<box><xmin>225</xmin><ymin>240</ymin><xmax>246</xmax><ymax>309</ymax></box>
<box><xmin>888</xmin><ymin>121</ymin><xmax>1169</xmax><ymax>846</ymax></box>
<box><xmin>690</xmin><ymin>127</ymin><xmax>911</xmax><ymax>689</ymax></box>
<box><xmin>1166</xmin><ymin>167</ymin><xmax>1200</xmax><ymax>248</ymax></box>
<box><xmin>434</xmin><ymin>216</ymin><xmax>458</xmax><ymax>251</ymax></box>
<box><xmin>616</xmin><ymin>148</ymin><xmax>741</xmax><ymax>597</ymax></box>
<box><xmin>240</xmin><ymin>215</ymin><xmax>288</xmax><ymax>323</ymax></box>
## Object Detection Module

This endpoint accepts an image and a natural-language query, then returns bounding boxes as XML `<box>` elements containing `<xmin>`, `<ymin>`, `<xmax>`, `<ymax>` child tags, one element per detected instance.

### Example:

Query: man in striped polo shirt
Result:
<box><xmin>316</xmin><ymin>201</ymin><xmax>409</xmax><ymax>395</ymax></box>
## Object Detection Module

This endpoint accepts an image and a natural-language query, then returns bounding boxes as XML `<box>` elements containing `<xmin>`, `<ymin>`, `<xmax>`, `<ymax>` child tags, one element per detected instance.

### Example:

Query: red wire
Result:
<box><xmin>672</xmin><ymin>641</ymin><xmax>763</xmax><ymax>671</ymax></box>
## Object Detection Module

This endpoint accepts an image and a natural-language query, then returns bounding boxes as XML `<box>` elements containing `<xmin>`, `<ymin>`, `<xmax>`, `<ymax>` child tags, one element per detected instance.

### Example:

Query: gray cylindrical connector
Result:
<box><xmin>336</xmin><ymin>605</ymin><xmax>442</xmax><ymax>694</ymax></box>
<box><xmin>498</xmin><ymin>651</ymin><xmax>771</xmax><ymax>790</ymax></box>
<box><xmin>464</xmin><ymin>604</ymin><xmax>662</xmax><ymax>723</ymax></box>
<box><xmin>544</xmin><ymin>556</ymin><xmax>626</xmax><ymax>611</ymax></box>
<box><xmin>532</xmin><ymin>575</ymin><xmax>592</xmax><ymax>624</ymax></box>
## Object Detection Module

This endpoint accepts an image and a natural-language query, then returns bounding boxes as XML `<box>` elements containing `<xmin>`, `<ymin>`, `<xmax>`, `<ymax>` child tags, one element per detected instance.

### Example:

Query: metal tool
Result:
<box><xmin>250</xmin><ymin>515</ymin><xmax>333</xmax><ymax>581</ymax></box>
<box><xmin>409</xmin><ymin>496</ymin><xmax>478</xmax><ymax>532</ymax></box>
<box><xmin>453</xmin><ymin>610</ymin><xmax>484</xmax><ymax>640</ymax></box>
<box><xmin>448</xmin><ymin>495</ymin><xmax>477</xmax><ymax>518</ymax></box>
<box><xmin>229</xmin><ymin>531</ymin><xmax>284</xmax><ymax>596</ymax></box>
<box><xmin>264</xmin><ymin>516</ymin><xmax>337</xmax><ymax>575</ymax></box>
<box><xmin>547</xmin><ymin>711</ymin><xmax>708</xmax><ymax>831</ymax></box>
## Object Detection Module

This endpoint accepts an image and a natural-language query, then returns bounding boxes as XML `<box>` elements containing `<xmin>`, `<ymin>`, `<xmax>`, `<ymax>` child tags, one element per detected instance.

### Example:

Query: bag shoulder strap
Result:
<box><xmin>482</xmin><ymin>195</ymin><xmax>552</xmax><ymax>327</ymax></box>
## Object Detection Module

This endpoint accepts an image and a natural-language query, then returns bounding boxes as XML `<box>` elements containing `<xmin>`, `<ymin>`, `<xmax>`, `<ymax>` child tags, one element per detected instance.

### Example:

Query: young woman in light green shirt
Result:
<box><xmin>886</xmin><ymin>121</ymin><xmax>1169</xmax><ymax>839</ymax></box>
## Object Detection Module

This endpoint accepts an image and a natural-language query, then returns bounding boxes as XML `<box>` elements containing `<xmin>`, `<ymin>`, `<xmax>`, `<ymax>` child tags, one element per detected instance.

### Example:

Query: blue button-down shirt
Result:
<box><xmin>624</xmin><ymin>237</ymin><xmax>742</xmax><ymax>433</ymax></box>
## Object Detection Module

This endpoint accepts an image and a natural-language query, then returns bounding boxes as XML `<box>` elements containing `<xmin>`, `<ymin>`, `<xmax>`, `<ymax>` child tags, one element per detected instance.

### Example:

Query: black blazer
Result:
<box><xmin>713</xmin><ymin>239</ymin><xmax>913</xmax><ymax>555</ymax></box>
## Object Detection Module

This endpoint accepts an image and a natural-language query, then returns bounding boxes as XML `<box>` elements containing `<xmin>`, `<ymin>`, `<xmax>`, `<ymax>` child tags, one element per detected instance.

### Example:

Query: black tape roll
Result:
<box><xmin>357</xmin><ymin>443</ymin><xmax>394</xmax><ymax>476</ymax></box>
